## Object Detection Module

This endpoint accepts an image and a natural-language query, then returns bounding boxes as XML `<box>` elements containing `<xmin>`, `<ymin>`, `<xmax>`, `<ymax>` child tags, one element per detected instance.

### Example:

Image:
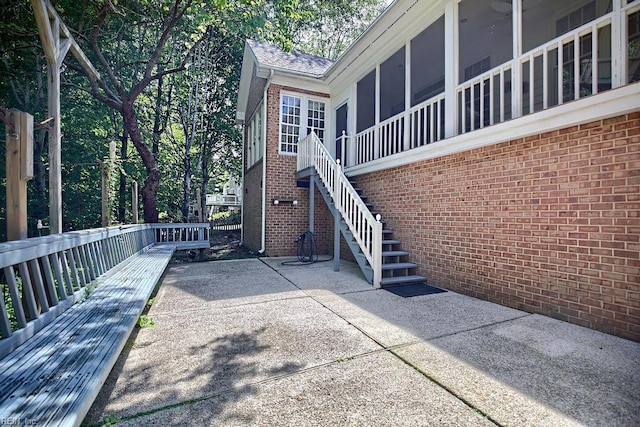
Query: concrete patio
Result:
<box><xmin>86</xmin><ymin>258</ymin><xmax>640</xmax><ymax>426</ymax></box>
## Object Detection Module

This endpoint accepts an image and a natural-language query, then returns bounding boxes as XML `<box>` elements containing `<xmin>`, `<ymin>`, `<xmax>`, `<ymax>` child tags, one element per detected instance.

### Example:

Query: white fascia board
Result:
<box><xmin>346</xmin><ymin>82</ymin><xmax>640</xmax><ymax>177</ymax></box>
<box><xmin>270</xmin><ymin>73</ymin><xmax>330</xmax><ymax>96</ymax></box>
<box><xmin>236</xmin><ymin>44</ymin><xmax>257</xmax><ymax>122</ymax></box>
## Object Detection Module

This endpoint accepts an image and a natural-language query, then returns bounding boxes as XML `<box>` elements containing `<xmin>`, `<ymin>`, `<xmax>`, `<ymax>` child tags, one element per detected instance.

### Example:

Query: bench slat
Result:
<box><xmin>0</xmin><ymin>248</ymin><xmax>169</xmax><ymax>384</ymax></box>
<box><xmin>0</xmin><ymin>246</ymin><xmax>175</xmax><ymax>426</ymax></box>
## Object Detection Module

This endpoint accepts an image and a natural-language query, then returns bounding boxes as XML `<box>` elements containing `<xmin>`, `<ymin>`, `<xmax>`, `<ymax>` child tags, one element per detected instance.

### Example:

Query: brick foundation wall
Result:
<box><xmin>242</xmin><ymin>161</ymin><xmax>263</xmax><ymax>252</ymax></box>
<box><xmin>356</xmin><ymin>113</ymin><xmax>640</xmax><ymax>341</ymax></box>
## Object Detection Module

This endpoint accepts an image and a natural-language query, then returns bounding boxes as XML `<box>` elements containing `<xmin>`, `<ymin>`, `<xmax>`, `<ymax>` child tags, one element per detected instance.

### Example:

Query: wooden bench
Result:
<box><xmin>0</xmin><ymin>223</ymin><xmax>209</xmax><ymax>426</ymax></box>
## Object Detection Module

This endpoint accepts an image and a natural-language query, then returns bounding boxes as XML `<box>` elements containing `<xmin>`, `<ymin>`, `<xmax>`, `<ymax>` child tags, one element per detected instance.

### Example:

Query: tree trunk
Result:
<box><xmin>122</xmin><ymin>102</ymin><xmax>159</xmax><ymax>223</ymax></box>
<box><xmin>183</xmin><ymin>170</ymin><xmax>191</xmax><ymax>222</ymax></box>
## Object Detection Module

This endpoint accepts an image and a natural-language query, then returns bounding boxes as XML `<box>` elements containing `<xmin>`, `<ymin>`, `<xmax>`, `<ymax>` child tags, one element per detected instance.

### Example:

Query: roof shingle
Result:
<box><xmin>248</xmin><ymin>40</ymin><xmax>333</xmax><ymax>77</ymax></box>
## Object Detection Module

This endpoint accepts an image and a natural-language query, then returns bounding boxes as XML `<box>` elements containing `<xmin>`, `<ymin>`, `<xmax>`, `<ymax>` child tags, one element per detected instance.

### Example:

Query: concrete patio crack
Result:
<box><xmin>259</xmin><ymin>259</ymin><xmax>511</xmax><ymax>426</ymax></box>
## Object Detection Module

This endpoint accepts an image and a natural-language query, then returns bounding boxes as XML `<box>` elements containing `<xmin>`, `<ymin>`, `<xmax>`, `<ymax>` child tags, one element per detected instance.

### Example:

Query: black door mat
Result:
<box><xmin>385</xmin><ymin>283</ymin><xmax>447</xmax><ymax>298</ymax></box>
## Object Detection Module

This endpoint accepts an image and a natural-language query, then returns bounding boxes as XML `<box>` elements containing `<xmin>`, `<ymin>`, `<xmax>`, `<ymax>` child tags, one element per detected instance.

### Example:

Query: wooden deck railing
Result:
<box><xmin>0</xmin><ymin>223</ymin><xmax>209</xmax><ymax>358</ymax></box>
<box><xmin>298</xmin><ymin>132</ymin><xmax>382</xmax><ymax>287</ymax></box>
<box><xmin>153</xmin><ymin>223</ymin><xmax>210</xmax><ymax>249</ymax></box>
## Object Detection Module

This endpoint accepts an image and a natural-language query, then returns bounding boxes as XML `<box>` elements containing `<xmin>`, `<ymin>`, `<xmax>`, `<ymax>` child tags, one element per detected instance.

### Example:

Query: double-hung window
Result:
<box><xmin>279</xmin><ymin>93</ymin><xmax>326</xmax><ymax>154</ymax></box>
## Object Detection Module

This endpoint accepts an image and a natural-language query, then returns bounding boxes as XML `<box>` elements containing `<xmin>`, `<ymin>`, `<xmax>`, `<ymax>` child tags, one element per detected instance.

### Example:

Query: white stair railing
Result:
<box><xmin>298</xmin><ymin>132</ymin><xmax>382</xmax><ymax>287</ymax></box>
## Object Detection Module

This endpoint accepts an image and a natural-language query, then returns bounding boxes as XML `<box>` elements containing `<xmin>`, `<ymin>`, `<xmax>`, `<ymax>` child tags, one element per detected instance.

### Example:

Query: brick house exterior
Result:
<box><xmin>237</xmin><ymin>0</ymin><xmax>640</xmax><ymax>341</ymax></box>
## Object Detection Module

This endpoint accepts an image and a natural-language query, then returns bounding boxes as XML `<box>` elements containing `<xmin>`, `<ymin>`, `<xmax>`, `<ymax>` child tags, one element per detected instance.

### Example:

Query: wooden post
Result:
<box><xmin>5</xmin><ymin>110</ymin><xmax>34</xmax><ymax>241</ymax></box>
<box><xmin>48</xmin><ymin>61</ymin><xmax>62</xmax><ymax>234</ymax></box>
<box><xmin>132</xmin><ymin>181</ymin><xmax>139</xmax><ymax>224</ymax></box>
<box><xmin>33</xmin><ymin>0</ymin><xmax>101</xmax><ymax>234</ymax></box>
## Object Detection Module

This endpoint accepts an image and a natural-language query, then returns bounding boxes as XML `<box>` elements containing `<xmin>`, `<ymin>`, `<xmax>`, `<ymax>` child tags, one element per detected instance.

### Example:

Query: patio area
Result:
<box><xmin>86</xmin><ymin>258</ymin><xmax>640</xmax><ymax>426</ymax></box>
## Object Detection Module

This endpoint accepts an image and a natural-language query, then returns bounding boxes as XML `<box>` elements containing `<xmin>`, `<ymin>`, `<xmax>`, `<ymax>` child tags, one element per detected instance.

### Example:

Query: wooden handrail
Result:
<box><xmin>297</xmin><ymin>133</ymin><xmax>382</xmax><ymax>287</ymax></box>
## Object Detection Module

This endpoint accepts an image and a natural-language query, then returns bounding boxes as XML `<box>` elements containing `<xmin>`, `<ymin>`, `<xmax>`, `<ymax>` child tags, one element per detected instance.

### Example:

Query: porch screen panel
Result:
<box><xmin>280</xmin><ymin>95</ymin><xmax>301</xmax><ymax>154</ymax></box>
<box><xmin>523</xmin><ymin>0</ymin><xmax>610</xmax><ymax>53</ymax></box>
<box><xmin>411</xmin><ymin>16</ymin><xmax>444</xmax><ymax>106</ymax></box>
<box><xmin>357</xmin><ymin>70</ymin><xmax>376</xmax><ymax>133</ymax></box>
<box><xmin>630</xmin><ymin>10</ymin><xmax>640</xmax><ymax>83</ymax></box>
<box><xmin>459</xmin><ymin>0</ymin><xmax>512</xmax><ymax>84</ymax></box>
<box><xmin>380</xmin><ymin>47</ymin><xmax>406</xmax><ymax>121</ymax></box>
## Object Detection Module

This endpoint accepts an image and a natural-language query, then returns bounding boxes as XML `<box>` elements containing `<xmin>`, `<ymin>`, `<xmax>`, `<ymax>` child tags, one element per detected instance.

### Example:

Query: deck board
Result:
<box><xmin>0</xmin><ymin>245</ymin><xmax>175</xmax><ymax>427</ymax></box>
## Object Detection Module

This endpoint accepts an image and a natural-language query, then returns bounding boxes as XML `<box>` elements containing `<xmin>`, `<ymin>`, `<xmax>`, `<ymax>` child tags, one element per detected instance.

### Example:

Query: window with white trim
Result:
<box><xmin>246</xmin><ymin>102</ymin><xmax>263</xmax><ymax>168</ymax></box>
<box><xmin>279</xmin><ymin>93</ymin><xmax>326</xmax><ymax>154</ymax></box>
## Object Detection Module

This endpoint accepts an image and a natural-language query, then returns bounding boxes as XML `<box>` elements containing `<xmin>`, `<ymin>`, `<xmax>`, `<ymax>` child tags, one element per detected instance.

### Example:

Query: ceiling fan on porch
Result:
<box><xmin>491</xmin><ymin>0</ymin><xmax>554</xmax><ymax>20</ymax></box>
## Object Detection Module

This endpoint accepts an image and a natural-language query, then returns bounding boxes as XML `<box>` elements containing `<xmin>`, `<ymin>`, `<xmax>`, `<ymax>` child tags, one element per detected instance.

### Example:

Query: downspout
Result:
<box><xmin>240</xmin><ymin>121</ymin><xmax>245</xmax><ymax>245</ymax></box>
<box><xmin>259</xmin><ymin>69</ymin><xmax>274</xmax><ymax>254</ymax></box>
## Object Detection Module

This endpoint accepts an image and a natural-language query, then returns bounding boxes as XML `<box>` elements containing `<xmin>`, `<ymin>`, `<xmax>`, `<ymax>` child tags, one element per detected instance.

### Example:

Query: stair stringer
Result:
<box><xmin>312</xmin><ymin>174</ymin><xmax>374</xmax><ymax>283</ymax></box>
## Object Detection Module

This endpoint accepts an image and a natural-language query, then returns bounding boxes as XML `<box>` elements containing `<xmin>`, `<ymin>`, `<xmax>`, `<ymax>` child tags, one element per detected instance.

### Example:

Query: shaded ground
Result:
<box><xmin>172</xmin><ymin>230</ymin><xmax>258</xmax><ymax>263</ymax></box>
<box><xmin>86</xmin><ymin>258</ymin><xmax>640</xmax><ymax>426</ymax></box>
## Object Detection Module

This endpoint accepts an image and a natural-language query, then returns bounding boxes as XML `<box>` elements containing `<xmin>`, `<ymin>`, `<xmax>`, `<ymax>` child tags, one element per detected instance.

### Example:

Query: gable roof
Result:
<box><xmin>247</xmin><ymin>39</ymin><xmax>334</xmax><ymax>77</ymax></box>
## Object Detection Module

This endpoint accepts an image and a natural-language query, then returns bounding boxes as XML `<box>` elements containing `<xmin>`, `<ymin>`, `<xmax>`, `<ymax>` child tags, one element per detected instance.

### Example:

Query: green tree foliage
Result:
<box><xmin>0</xmin><ymin>0</ymin><xmax>50</xmax><ymax>239</ymax></box>
<box><xmin>0</xmin><ymin>0</ymin><xmax>388</xmax><ymax>239</ymax></box>
<box><xmin>292</xmin><ymin>0</ymin><xmax>390</xmax><ymax>60</ymax></box>
<box><xmin>59</xmin><ymin>0</ymin><xmax>311</xmax><ymax>223</ymax></box>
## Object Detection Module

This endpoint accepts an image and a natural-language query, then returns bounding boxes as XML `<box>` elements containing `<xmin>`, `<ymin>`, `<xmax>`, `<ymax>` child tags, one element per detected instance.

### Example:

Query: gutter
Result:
<box><xmin>259</xmin><ymin>69</ymin><xmax>274</xmax><ymax>254</ymax></box>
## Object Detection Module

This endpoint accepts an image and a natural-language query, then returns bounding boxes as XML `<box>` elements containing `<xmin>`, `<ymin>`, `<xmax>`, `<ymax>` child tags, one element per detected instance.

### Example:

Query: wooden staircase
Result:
<box><xmin>350</xmin><ymin>179</ymin><xmax>426</xmax><ymax>288</ymax></box>
<box><xmin>309</xmin><ymin>172</ymin><xmax>426</xmax><ymax>288</ymax></box>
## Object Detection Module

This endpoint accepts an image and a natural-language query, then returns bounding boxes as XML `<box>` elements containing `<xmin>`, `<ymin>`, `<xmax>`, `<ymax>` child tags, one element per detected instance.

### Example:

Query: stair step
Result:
<box><xmin>382</xmin><ymin>239</ymin><xmax>400</xmax><ymax>245</ymax></box>
<box><xmin>382</xmin><ymin>230</ymin><xmax>394</xmax><ymax>235</ymax></box>
<box><xmin>380</xmin><ymin>275</ymin><xmax>427</xmax><ymax>287</ymax></box>
<box><xmin>382</xmin><ymin>250</ymin><xmax>409</xmax><ymax>257</ymax></box>
<box><xmin>382</xmin><ymin>262</ymin><xmax>417</xmax><ymax>271</ymax></box>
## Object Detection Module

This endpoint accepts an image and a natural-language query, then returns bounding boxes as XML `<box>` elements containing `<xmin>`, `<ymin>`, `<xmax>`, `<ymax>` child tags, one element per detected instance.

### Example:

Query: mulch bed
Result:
<box><xmin>171</xmin><ymin>230</ymin><xmax>259</xmax><ymax>263</ymax></box>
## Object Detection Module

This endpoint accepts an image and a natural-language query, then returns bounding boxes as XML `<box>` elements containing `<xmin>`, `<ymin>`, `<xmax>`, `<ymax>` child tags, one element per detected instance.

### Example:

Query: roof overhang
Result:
<box><xmin>235</xmin><ymin>43</ymin><xmax>257</xmax><ymax>123</ymax></box>
<box><xmin>236</xmin><ymin>41</ymin><xmax>331</xmax><ymax>123</ymax></box>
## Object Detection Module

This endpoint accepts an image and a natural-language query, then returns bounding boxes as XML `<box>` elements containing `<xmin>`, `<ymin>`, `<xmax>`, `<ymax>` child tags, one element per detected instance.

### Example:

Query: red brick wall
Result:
<box><xmin>263</xmin><ymin>84</ymin><xmax>333</xmax><ymax>256</ymax></box>
<box><xmin>356</xmin><ymin>113</ymin><xmax>640</xmax><ymax>341</ymax></box>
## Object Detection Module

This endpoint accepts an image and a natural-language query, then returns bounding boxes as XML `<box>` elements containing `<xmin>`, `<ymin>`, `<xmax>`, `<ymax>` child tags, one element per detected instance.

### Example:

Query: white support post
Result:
<box><xmin>611</xmin><ymin>0</ymin><xmax>625</xmax><ymax>87</ymax></box>
<box><xmin>444</xmin><ymin>0</ymin><xmax>459</xmax><ymax>138</ymax></box>
<box><xmin>511</xmin><ymin>0</ymin><xmax>523</xmax><ymax>119</ymax></box>
<box><xmin>374</xmin><ymin>64</ymin><xmax>381</xmax><ymax>160</ymax></box>
<box><xmin>372</xmin><ymin>214</ymin><xmax>383</xmax><ymax>288</ymax></box>
<box><xmin>404</xmin><ymin>41</ymin><xmax>411</xmax><ymax>151</ymax></box>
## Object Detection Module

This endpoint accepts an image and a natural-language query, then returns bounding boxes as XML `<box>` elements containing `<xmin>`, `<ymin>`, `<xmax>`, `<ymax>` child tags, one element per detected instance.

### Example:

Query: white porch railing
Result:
<box><xmin>352</xmin><ymin>6</ymin><xmax>633</xmax><ymax>167</ymax></box>
<box><xmin>206</xmin><ymin>194</ymin><xmax>242</xmax><ymax>206</ymax></box>
<box><xmin>298</xmin><ymin>132</ymin><xmax>382</xmax><ymax>287</ymax></box>
<box><xmin>457</xmin><ymin>64</ymin><xmax>512</xmax><ymax>134</ymax></box>
<box><xmin>408</xmin><ymin>94</ymin><xmax>446</xmax><ymax>149</ymax></box>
